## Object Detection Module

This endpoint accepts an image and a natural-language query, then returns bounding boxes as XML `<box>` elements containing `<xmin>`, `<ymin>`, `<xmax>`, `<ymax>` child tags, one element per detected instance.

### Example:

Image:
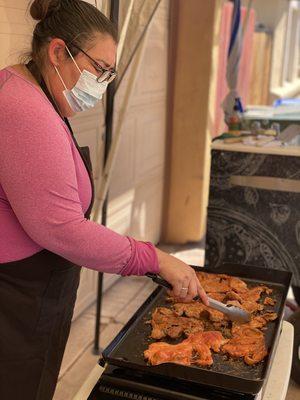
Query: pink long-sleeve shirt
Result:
<box><xmin>0</xmin><ymin>67</ymin><xmax>159</xmax><ymax>276</ymax></box>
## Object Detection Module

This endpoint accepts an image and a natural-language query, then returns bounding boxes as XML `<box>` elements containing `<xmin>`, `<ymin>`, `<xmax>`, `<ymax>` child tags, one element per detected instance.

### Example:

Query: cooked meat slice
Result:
<box><xmin>196</xmin><ymin>272</ymin><xmax>272</xmax><ymax>299</ymax></box>
<box><xmin>191</xmin><ymin>331</ymin><xmax>228</xmax><ymax>352</ymax></box>
<box><xmin>226</xmin><ymin>286</ymin><xmax>266</xmax><ymax>302</ymax></box>
<box><xmin>242</xmin><ymin>286</ymin><xmax>266</xmax><ymax>302</ymax></box>
<box><xmin>264</xmin><ymin>297</ymin><xmax>276</xmax><ymax>306</ymax></box>
<box><xmin>222</xmin><ymin>326</ymin><xmax>267</xmax><ymax>365</ymax></box>
<box><xmin>211</xmin><ymin>321</ymin><xmax>230</xmax><ymax>331</ymax></box>
<box><xmin>165</xmin><ymin>325</ymin><xmax>184</xmax><ymax>339</ymax></box>
<box><xmin>261</xmin><ymin>312</ymin><xmax>277</xmax><ymax>321</ymax></box>
<box><xmin>224</xmin><ymin>291</ymin><xmax>243</xmax><ymax>302</ymax></box>
<box><xmin>173</xmin><ymin>302</ymin><xmax>227</xmax><ymax>323</ymax></box>
<box><xmin>183</xmin><ymin>322</ymin><xmax>205</xmax><ymax>336</ymax></box>
<box><xmin>228</xmin><ymin>276</ymin><xmax>248</xmax><ymax>293</ymax></box>
<box><xmin>196</xmin><ymin>272</ymin><xmax>231</xmax><ymax>293</ymax></box>
<box><xmin>156</xmin><ymin>307</ymin><xmax>174</xmax><ymax>316</ymax></box>
<box><xmin>233</xmin><ymin>311</ymin><xmax>278</xmax><ymax>331</ymax></box>
<box><xmin>188</xmin><ymin>331</ymin><xmax>224</xmax><ymax>366</ymax></box>
<box><xmin>233</xmin><ymin>316</ymin><xmax>266</xmax><ymax>331</ymax></box>
<box><xmin>144</xmin><ymin>331</ymin><xmax>227</xmax><ymax>367</ymax></box>
<box><xmin>226</xmin><ymin>299</ymin><xmax>264</xmax><ymax>314</ymax></box>
<box><xmin>249</xmin><ymin>316</ymin><xmax>268</xmax><ymax>329</ymax></box>
<box><xmin>208</xmin><ymin>308</ymin><xmax>228</xmax><ymax>322</ymax></box>
<box><xmin>174</xmin><ymin>302</ymin><xmax>207</xmax><ymax>318</ymax></box>
<box><xmin>225</xmin><ymin>285</ymin><xmax>276</xmax><ymax>313</ymax></box>
<box><xmin>144</xmin><ymin>342</ymin><xmax>193</xmax><ymax>366</ymax></box>
<box><xmin>260</xmin><ymin>286</ymin><xmax>273</xmax><ymax>295</ymax></box>
<box><xmin>207</xmin><ymin>292</ymin><xmax>226</xmax><ymax>302</ymax></box>
<box><xmin>240</xmin><ymin>300</ymin><xmax>264</xmax><ymax>313</ymax></box>
<box><xmin>192</xmin><ymin>331</ymin><xmax>228</xmax><ymax>366</ymax></box>
<box><xmin>193</xmin><ymin>343</ymin><xmax>213</xmax><ymax>366</ymax></box>
<box><xmin>244</xmin><ymin>346</ymin><xmax>268</xmax><ymax>365</ymax></box>
<box><xmin>151</xmin><ymin>326</ymin><xmax>166</xmax><ymax>340</ymax></box>
<box><xmin>230</xmin><ymin>324</ymin><xmax>263</xmax><ymax>339</ymax></box>
<box><xmin>150</xmin><ymin>307</ymin><xmax>204</xmax><ymax>340</ymax></box>
<box><xmin>150</xmin><ymin>307</ymin><xmax>177</xmax><ymax>339</ymax></box>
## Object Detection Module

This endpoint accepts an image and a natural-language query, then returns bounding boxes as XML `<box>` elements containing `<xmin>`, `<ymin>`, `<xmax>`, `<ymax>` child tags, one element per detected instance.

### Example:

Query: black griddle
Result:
<box><xmin>101</xmin><ymin>263</ymin><xmax>291</xmax><ymax>395</ymax></box>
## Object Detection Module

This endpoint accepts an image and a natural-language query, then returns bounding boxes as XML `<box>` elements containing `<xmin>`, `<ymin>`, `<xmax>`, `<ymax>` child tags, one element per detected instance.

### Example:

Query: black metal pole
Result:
<box><xmin>93</xmin><ymin>0</ymin><xmax>120</xmax><ymax>354</ymax></box>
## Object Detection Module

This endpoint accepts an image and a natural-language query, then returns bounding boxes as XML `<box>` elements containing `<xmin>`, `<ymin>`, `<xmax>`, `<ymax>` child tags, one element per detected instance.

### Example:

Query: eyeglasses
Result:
<box><xmin>70</xmin><ymin>43</ymin><xmax>117</xmax><ymax>83</ymax></box>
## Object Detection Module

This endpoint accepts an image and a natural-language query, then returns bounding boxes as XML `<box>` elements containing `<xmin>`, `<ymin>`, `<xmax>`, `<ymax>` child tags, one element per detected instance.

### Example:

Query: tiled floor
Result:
<box><xmin>53</xmin><ymin>244</ymin><xmax>300</xmax><ymax>400</ymax></box>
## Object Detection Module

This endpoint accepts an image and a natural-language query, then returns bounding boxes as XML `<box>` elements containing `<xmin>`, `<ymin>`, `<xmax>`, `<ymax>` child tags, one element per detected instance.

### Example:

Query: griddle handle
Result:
<box><xmin>146</xmin><ymin>273</ymin><xmax>172</xmax><ymax>290</ymax></box>
<box><xmin>98</xmin><ymin>357</ymin><xmax>106</xmax><ymax>368</ymax></box>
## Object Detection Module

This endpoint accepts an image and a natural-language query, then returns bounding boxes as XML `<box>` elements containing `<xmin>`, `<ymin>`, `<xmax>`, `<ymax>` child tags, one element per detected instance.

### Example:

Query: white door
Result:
<box><xmin>107</xmin><ymin>0</ymin><xmax>169</xmax><ymax>243</ymax></box>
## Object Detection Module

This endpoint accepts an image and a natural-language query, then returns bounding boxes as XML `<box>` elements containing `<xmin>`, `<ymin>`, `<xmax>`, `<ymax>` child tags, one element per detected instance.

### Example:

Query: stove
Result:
<box><xmin>87</xmin><ymin>364</ymin><xmax>258</xmax><ymax>400</ymax></box>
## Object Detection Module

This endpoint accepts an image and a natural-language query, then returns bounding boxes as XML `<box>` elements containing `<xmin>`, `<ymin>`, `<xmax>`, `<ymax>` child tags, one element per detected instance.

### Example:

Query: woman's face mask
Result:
<box><xmin>54</xmin><ymin>46</ymin><xmax>108</xmax><ymax>113</ymax></box>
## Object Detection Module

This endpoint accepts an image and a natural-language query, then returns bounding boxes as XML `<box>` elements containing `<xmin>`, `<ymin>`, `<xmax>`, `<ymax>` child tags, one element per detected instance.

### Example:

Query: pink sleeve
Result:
<box><xmin>0</xmin><ymin>94</ymin><xmax>159</xmax><ymax>276</ymax></box>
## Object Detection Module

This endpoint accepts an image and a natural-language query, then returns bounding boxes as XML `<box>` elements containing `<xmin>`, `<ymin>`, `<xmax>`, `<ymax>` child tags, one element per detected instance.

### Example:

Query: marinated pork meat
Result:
<box><xmin>226</xmin><ymin>299</ymin><xmax>264</xmax><ymax>314</ymax></box>
<box><xmin>260</xmin><ymin>312</ymin><xmax>277</xmax><ymax>322</ymax></box>
<box><xmin>222</xmin><ymin>325</ymin><xmax>267</xmax><ymax>365</ymax></box>
<box><xmin>146</xmin><ymin>272</ymin><xmax>277</xmax><ymax>367</ymax></box>
<box><xmin>233</xmin><ymin>312</ymin><xmax>278</xmax><ymax>331</ymax></box>
<box><xmin>197</xmin><ymin>272</ymin><xmax>272</xmax><ymax>297</ymax></box>
<box><xmin>144</xmin><ymin>331</ymin><xmax>227</xmax><ymax>367</ymax></box>
<box><xmin>150</xmin><ymin>307</ymin><xmax>204</xmax><ymax>339</ymax></box>
<box><xmin>144</xmin><ymin>341</ymin><xmax>193</xmax><ymax>366</ymax></box>
<box><xmin>264</xmin><ymin>297</ymin><xmax>276</xmax><ymax>306</ymax></box>
<box><xmin>173</xmin><ymin>302</ymin><xmax>228</xmax><ymax>323</ymax></box>
<box><xmin>196</xmin><ymin>272</ymin><xmax>231</xmax><ymax>293</ymax></box>
<box><xmin>228</xmin><ymin>276</ymin><xmax>248</xmax><ymax>293</ymax></box>
<box><xmin>225</xmin><ymin>286</ymin><xmax>267</xmax><ymax>303</ymax></box>
<box><xmin>206</xmin><ymin>292</ymin><xmax>226</xmax><ymax>302</ymax></box>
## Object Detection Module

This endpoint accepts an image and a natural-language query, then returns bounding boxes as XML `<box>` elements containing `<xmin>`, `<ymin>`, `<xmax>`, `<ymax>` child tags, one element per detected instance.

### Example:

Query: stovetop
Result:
<box><xmin>87</xmin><ymin>364</ymin><xmax>258</xmax><ymax>400</ymax></box>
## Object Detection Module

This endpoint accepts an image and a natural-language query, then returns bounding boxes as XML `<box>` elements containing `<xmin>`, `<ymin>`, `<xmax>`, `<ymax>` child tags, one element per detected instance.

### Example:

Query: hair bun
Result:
<box><xmin>30</xmin><ymin>0</ymin><xmax>62</xmax><ymax>21</ymax></box>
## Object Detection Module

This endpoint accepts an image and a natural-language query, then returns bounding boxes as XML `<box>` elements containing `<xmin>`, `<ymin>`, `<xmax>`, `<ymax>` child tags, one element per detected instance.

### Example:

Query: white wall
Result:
<box><xmin>242</xmin><ymin>0</ymin><xmax>293</xmax><ymax>98</ymax></box>
<box><xmin>242</xmin><ymin>0</ymin><xmax>287</xmax><ymax>31</ymax></box>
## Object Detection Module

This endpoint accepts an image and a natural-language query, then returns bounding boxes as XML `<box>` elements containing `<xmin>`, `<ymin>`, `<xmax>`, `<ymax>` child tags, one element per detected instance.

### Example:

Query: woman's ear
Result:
<box><xmin>48</xmin><ymin>38</ymin><xmax>68</xmax><ymax>67</ymax></box>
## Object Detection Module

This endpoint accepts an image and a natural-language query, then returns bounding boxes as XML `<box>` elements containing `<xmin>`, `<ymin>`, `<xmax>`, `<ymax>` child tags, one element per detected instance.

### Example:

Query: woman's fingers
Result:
<box><xmin>178</xmin><ymin>277</ymin><xmax>190</xmax><ymax>300</ymax></box>
<box><xmin>183</xmin><ymin>278</ymin><xmax>198</xmax><ymax>303</ymax></box>
<box><xmin>168</xmin><ymin>274</ymin><xmax>209</xmax><ymax>305</ymax></box>
<box><xmin>196</xmin><ymin>279</ymin><xmax>209</xmax><ymax>306</ymax></box>
<box><xmin>172</xmin><ymin>279</ymin><xmax>184</xmax><ymax>298</ymax></box>
<box><xmin>155</xmin><ymin>248</ymin><xmax>208</xmax><ymax>304</ymax></box>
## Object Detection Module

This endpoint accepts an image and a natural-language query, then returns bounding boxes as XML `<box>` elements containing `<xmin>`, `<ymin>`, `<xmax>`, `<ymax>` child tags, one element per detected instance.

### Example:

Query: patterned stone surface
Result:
<box><xmin>205</xmin><ymin>150</ymin><xmax>300</xmax><ymax>286</ymax></box>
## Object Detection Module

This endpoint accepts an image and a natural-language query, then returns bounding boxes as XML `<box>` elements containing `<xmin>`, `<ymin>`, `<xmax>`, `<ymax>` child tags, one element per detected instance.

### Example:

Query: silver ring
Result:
<box><xmin>180</xmin><ymin>287</ymin><xmax>188</xmax><ymax>291</ymax></box>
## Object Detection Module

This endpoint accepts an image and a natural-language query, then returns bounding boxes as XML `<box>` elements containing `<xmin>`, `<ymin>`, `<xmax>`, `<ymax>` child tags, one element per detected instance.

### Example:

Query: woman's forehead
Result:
<box><xmin>86</xmin><ymin>34</ymin><xmax>116</xmax><ymax>68</ymax></box>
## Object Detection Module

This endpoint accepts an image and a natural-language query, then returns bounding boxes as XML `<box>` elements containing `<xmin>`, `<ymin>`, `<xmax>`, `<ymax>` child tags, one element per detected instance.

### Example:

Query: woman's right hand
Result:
<box><xmin>155</xmin><ymin>248</ymin><xmax>209</xmax><ymax>305</ymax></box>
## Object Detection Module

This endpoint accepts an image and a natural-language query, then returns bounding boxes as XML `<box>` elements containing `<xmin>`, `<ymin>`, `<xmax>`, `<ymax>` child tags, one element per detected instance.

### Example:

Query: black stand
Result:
<box><xmin>93</xmin><ymin>0</ymin><xmax>120</xmax><ymax>354</ymax></box>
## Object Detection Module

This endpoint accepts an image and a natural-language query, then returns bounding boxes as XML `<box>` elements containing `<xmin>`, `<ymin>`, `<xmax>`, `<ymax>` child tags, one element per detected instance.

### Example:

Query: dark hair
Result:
<box><xmin>29</xmin><ymin>0</ymin><xmax>117</xmax><ymax>67</ymax></box>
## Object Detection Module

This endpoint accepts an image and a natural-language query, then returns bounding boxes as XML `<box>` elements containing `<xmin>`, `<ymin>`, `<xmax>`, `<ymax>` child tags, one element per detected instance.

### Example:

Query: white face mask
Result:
<box><xmin>54</xmin><ymin>46</ymin><xmax>108</xmax><ymax>113</ymax></box>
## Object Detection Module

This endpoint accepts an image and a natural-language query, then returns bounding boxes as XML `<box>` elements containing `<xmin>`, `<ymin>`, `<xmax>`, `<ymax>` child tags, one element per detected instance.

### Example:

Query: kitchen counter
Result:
<box><xmin>74</xmin><ymin>321</ymin><xmax>294</xmax><ymax>400</ymax></box>
<box><xmin>212</xmin><ymin>140</ymin><xmax>300</xmax><ymax>157</ymax></box>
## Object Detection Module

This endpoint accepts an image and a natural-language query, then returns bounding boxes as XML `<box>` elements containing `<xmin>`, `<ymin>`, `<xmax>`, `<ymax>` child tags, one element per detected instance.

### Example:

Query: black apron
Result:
<box><xmin>0</xmin><ymin>62</ymin><xmax>95</xmax><ymax>400</ymax></box>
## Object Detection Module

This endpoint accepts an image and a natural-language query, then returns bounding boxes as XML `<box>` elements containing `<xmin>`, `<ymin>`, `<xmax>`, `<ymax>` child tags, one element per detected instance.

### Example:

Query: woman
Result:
<box><xmin>0</xmin><ymin>1</ymin><xmax>208</xmax><ymax>399</ymax></box>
